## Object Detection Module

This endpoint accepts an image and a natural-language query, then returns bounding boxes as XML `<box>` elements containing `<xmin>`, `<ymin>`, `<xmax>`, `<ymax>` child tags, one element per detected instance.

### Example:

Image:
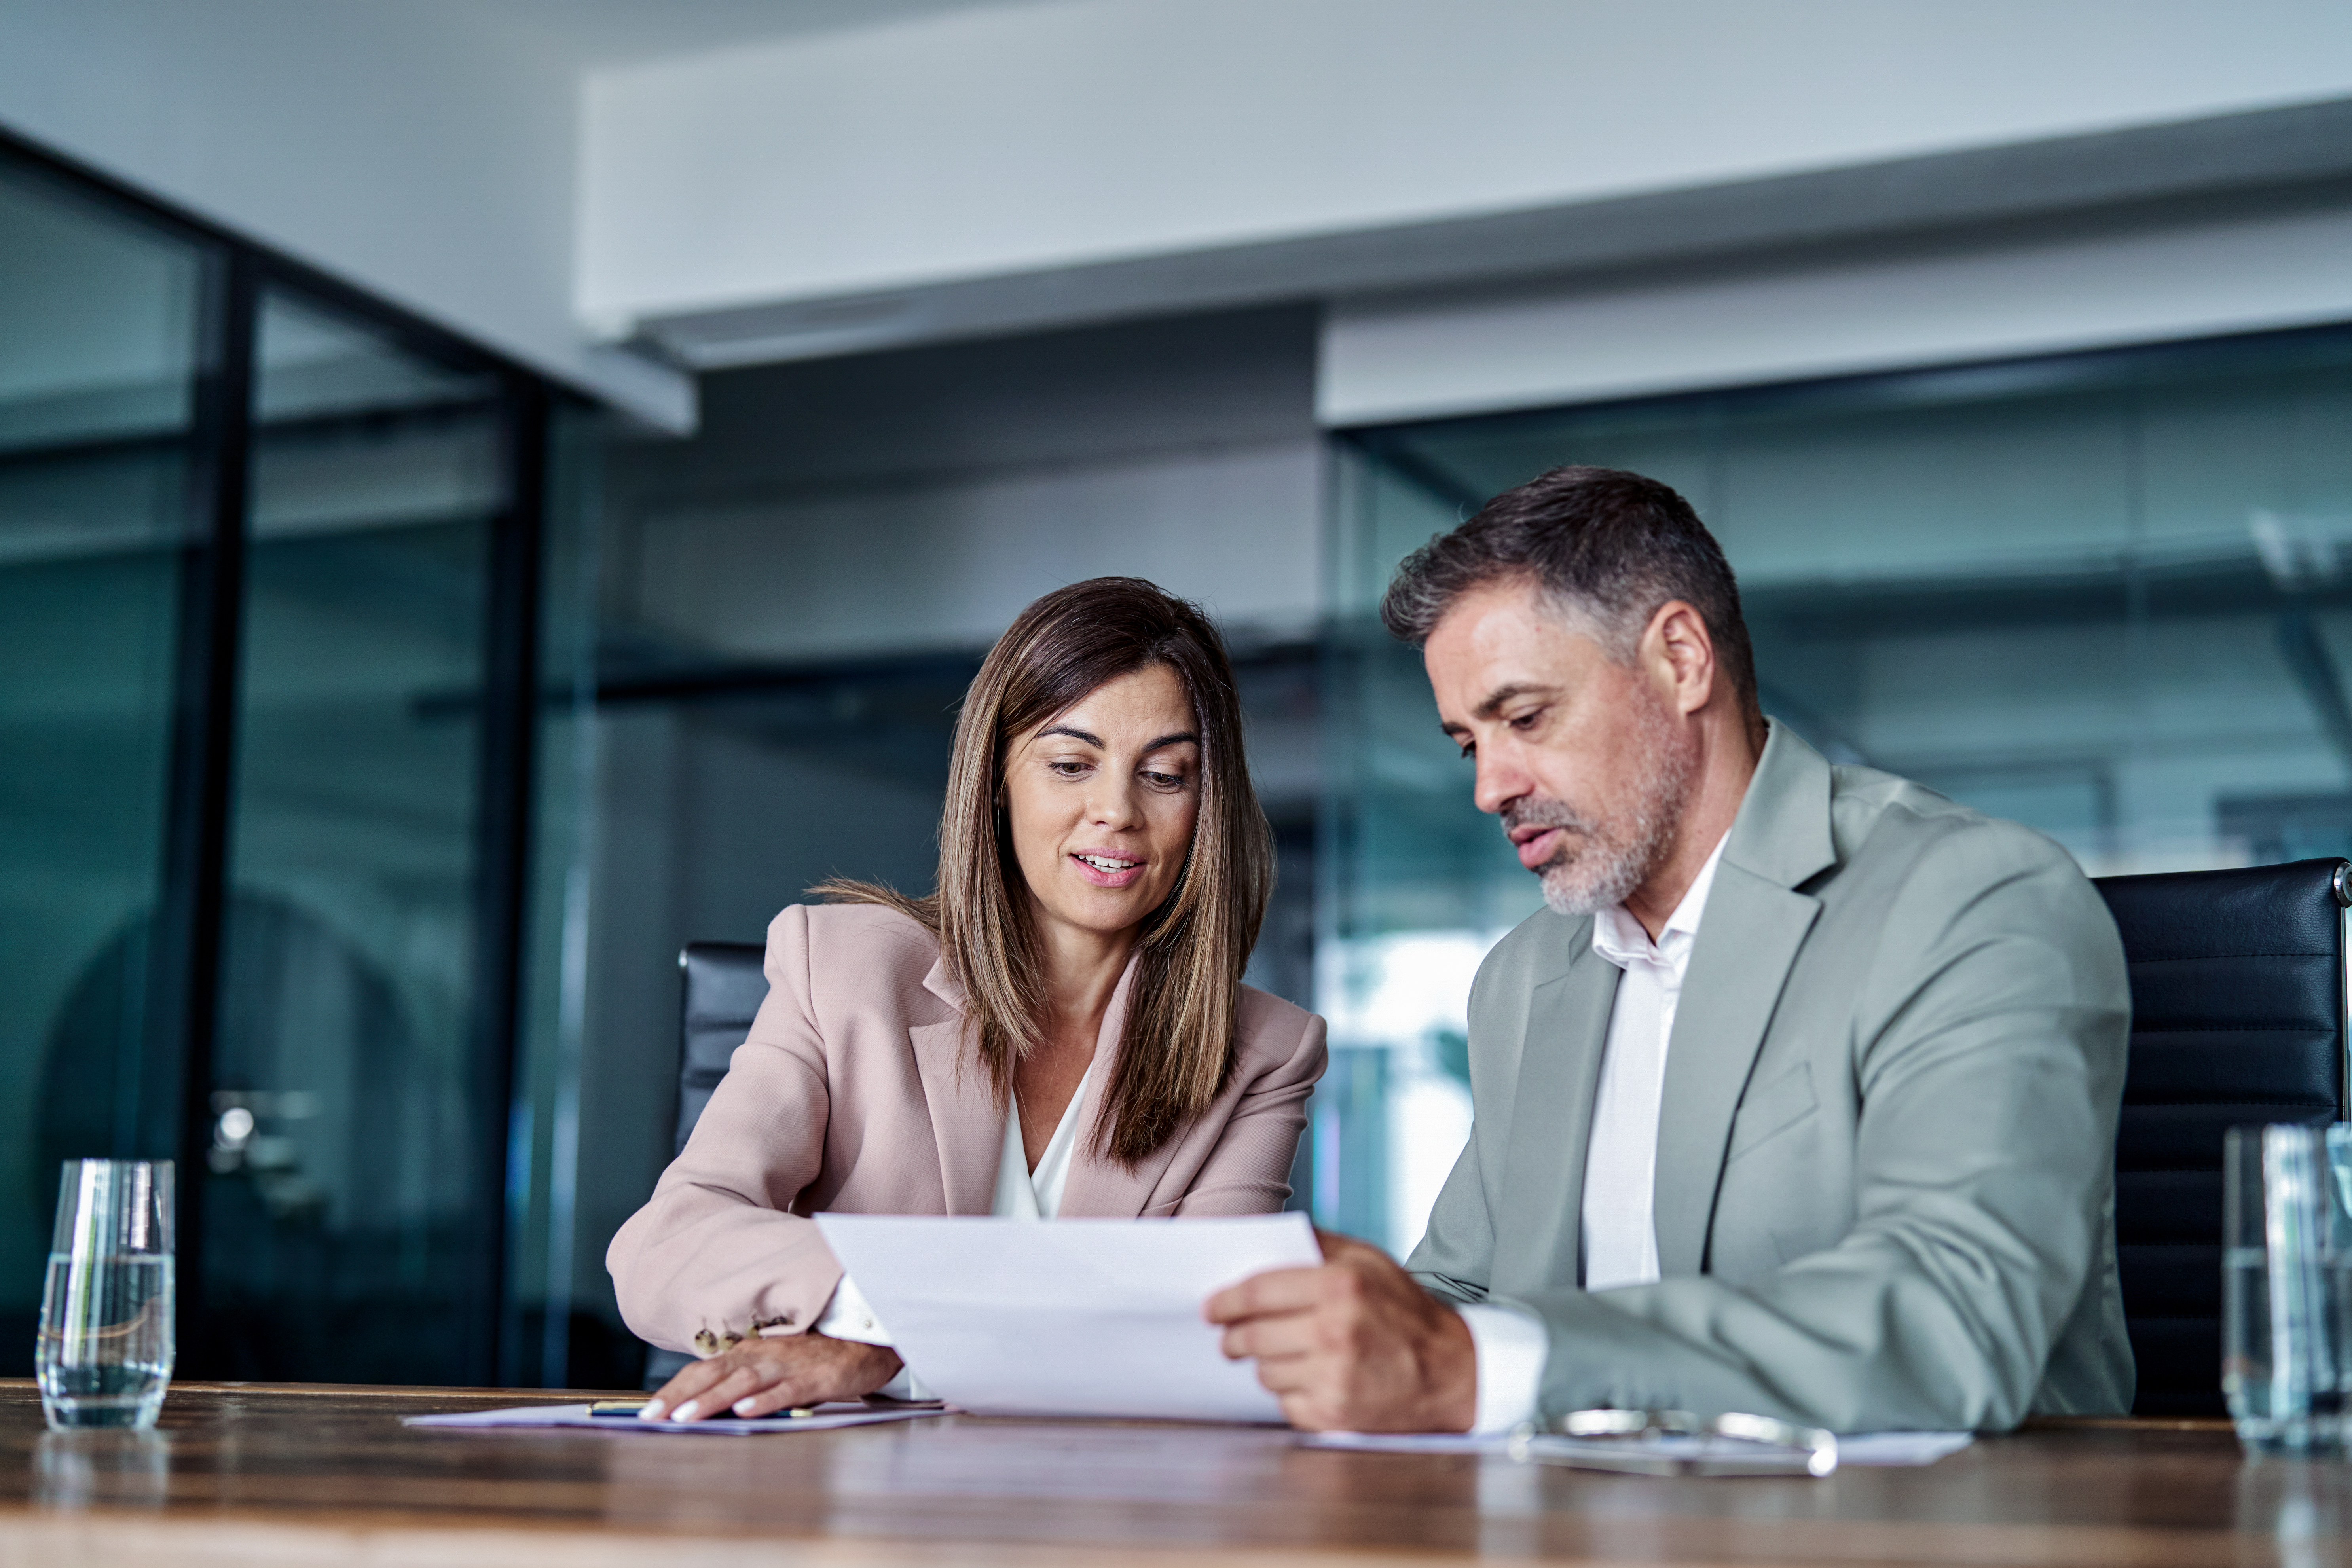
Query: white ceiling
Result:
<box><xmin>458</xmin><ymin>0</ymin><xmax>1022</xmax><ymax>69</ymax></box>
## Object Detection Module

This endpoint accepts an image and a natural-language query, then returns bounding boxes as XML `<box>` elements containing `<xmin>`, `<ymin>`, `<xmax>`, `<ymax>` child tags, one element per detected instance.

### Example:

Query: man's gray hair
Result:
<box><xmin>1380</xmin><ymin>465</ymin><xmax>1760</xmax><ymax>720</ymax></box>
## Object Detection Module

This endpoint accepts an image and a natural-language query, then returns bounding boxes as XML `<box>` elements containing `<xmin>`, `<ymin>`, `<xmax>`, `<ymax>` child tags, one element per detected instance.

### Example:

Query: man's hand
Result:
<box><xmin>1204</xmin><ymin>1230</ymin><xmax>1477</xmax><ymax>1432</ymax></box>
<box><xmin>642</xmin><ymin>1333</ymin><xmax>902</xmax><ymax>1422</ymax></box>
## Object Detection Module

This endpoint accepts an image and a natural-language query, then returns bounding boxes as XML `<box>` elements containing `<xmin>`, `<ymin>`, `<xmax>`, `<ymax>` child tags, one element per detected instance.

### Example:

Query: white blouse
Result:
<box><xmin>992</xmin><ymin>1055</ymin><xmax>1094</xmax><ymax>1221</ymax></box>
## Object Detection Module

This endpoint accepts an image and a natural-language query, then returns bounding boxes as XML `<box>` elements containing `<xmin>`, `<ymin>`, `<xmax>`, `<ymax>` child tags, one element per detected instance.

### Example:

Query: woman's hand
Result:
<box><xmin>641</xmin><ymin>1333</ymin><xmax>903</xmax><ymax>1422</ymax></box>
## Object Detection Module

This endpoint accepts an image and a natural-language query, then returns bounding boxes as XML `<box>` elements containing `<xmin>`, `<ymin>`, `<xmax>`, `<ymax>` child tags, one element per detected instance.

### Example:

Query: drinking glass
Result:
<box><xmin>36</xmin><ymin>1160</ymin><xmax>175</xmax><ymax>1431</ymax></box>
<box><xmin>2222</xmin><ymin>1125</ymin><xmax>2352</xmax><ymax>1451</ymax></box>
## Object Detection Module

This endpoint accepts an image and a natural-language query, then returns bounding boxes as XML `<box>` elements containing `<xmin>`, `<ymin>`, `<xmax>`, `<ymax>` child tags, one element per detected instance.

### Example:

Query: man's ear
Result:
<box><xmin>1645</xmin><ymin>600</ymin><xmax>1717</xmax><ymax>716</ymax></box>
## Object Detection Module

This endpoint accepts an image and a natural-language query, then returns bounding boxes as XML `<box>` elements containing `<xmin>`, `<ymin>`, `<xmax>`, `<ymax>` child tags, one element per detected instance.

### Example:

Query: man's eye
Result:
<box><xmin>1456</xmin><ymin>742</ymin><xmax>1476</xmax><ymax>760</ymax></box>
<box><xmin>1508</xmin><ymin>711</ymin><xmax>1540</xmax><ymax>731</ymax></box>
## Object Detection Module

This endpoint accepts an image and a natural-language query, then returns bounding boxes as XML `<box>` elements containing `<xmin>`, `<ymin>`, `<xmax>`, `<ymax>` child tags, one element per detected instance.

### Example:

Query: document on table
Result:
<box><xmin>404</xmin><ymin>1402</ymin><xmax>943</xmax><ymax>1436</ymax></box>
<box><xmin>1302</xmin><ymin>1429</ymin><xmax>1974</xmax><ymax>1468</ymax></box>
<box><xmin>814</xmin><ymin>1211</ymin><xmax>1321</xmax><ymax>1422</ymax></box>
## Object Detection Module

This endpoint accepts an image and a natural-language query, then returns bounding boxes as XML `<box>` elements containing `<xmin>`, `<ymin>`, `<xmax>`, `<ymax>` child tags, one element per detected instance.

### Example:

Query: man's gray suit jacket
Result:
<box><xmin>1407</xmin><ymin>722</ymin><xmax>2137</xmax><ymax>1431</ymax></box>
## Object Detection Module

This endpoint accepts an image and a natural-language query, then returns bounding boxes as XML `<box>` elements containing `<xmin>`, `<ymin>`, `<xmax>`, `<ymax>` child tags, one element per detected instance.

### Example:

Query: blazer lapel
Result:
<box><xmin>1494</xmin><ymin>935</ymin><xmax>1621</xmax><ymax>1295</ymax></box>
<box><xmin>1650</xmin><ymin>869</ymin><xmax>1819</xmax><ymax>1274</ymax></box>
<box><xmin>1057</xmin><ymin>955</ymin><xmax>1168</xmax><ymax>1217</ymax></box>
<box><xmin>911</xmin><ymin>958</ymin><xmax>1004</xmax><ymax>1215</ymax></box>
<box><xmin>1650</xmin><ymin>722</ymin><xmax>1837</xmax><ymax>1276</ymax></box>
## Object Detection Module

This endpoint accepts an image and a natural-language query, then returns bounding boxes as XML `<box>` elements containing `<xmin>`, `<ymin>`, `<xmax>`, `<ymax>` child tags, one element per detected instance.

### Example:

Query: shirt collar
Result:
<box><xmin>1590</xmin><ymin>830</ymin><xmax>1730</xmax><ymax>971</ymax></box>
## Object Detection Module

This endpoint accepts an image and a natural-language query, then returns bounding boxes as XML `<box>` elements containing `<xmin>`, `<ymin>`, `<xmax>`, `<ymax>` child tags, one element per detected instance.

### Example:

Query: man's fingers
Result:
<box><xmin>1245</xmin><ymin>1348</ymin><xmax>1318</xmax><ymax>1394</ymax></box>
<box><xmin>1281</xmin><ymin>1389</ymin><xmax>1346</xmax><ymax>1432</ymax></box>
<box><xmin>1220</xmin><ymin>1309</ymin><xmax>1333</xmax><ymax>1364</ymax></box>
<box><xmin>1205</xmin><ymin>1265</ymin><xmax>1332</xmax><ymax>1324</ymax></box>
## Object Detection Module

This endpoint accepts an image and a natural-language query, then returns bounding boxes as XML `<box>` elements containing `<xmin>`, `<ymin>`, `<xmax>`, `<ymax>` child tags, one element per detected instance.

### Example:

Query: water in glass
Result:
<box><xmin>36</xmin><ymin>1254</ymin><xmax>173</xmax><ymax>1428</ymax></box>
<box><xmin>36</xmin><ymin>1160</ymin><xmax>175</xmax><ymax>1431</ymax></box>
<box><xmin>2223</xmin><ymin>1125</ymin><xmax>2352</xmax><ymax>1451</ymax></box>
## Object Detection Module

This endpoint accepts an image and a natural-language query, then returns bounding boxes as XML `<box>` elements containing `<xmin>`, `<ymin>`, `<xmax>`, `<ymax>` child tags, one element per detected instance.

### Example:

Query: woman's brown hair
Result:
<box><xmin>817</xmin><ymin>577</ymin><xmax>1274</xmax><ymax>1164</ymax></box>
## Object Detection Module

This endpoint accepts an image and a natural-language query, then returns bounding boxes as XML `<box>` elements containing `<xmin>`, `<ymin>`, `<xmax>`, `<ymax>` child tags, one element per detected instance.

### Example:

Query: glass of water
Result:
<box><xmin>36</xmin><ymin>1160</ymin><xmax>175</xmax><ymax>1431</ymax></box>
<box><xmin>2223</xmin><ymin>1125</ymin><xmax>2352</xmax><ymax>1452</ymax></box>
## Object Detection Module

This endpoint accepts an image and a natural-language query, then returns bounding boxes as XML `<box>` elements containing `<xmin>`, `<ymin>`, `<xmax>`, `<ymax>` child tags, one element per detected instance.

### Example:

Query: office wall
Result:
<box><xmin>0</xmin><ymin>0</ymin><xmax>688</xmax><ymax>427</ymax></box>
<box><xmin>568</xmin><ymin>308</ymin><xmax>1322</xmax><ymax>1335</ymax></box>
<box><xmin>580</xmin><ymin>0</ymin><xmax>2352</xmax><ymax>338</ymax></box>
<box><xmin>1322</xmin><ymin>197</ymin><xmax>2352</xmax><ymax>425</ymax></box>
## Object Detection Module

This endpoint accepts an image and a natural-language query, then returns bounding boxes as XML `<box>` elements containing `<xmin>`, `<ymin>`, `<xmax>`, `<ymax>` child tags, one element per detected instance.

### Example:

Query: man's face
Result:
<box><xmin>1423</xmin><ymin>579</ymin><xmax>1696</xmax><ymax>916</ymax></box>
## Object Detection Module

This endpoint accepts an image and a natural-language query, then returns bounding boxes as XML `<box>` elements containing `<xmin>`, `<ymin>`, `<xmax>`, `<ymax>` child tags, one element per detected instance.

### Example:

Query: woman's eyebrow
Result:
<box><xmin>1143</xmin><ymin>731</ymin><xmax>1201</xmax><ymax>752</ymax></box>
<box><xmin>1037</xmin><ymin>724</ymin><xmax>1103</xmax><ymax>746</ymax></box>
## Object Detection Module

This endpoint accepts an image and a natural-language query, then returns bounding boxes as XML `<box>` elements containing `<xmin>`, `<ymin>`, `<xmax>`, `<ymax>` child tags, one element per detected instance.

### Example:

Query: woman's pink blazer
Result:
<box><xmin>609</xmin><ymin>902</ymin><xmax>1329</xmax><ymax>1355</ymax></box>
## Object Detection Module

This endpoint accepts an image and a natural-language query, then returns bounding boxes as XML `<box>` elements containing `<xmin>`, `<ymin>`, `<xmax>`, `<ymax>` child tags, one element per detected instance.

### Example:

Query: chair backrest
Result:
<box><xmin>2092</xmin><ymin>857</ymin><xmax>2351</xmax><ymax>1416</ymax></box>
<box><xmin>674</xmin><ymin>941</ymin><xmax>769</xmax><ymax>1155</ymax></box>
<box><xmin>643</xmin><ymin>941</ymin><xmax>770</xmax><ymax>1389</ymax></box>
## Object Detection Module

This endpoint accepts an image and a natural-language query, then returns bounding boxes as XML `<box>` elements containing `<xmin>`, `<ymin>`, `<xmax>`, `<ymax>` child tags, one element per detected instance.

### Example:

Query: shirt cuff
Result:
<box><xmin>1457</xmin><ymin>1303</ymin><xmax>1547</xmax><ymax>1435</ymax></box>
<box><xmin>810</xmin><ymin>1272</ymin><xmax>894</xmax><ymax>1348</ymax></box>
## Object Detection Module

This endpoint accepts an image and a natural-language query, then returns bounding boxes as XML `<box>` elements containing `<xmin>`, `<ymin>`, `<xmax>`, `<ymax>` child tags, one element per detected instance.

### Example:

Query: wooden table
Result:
<box><xmin>0</xmin><ymin>1381</ymin><xmax>2340</xmax><ymax>1566</ymax></box>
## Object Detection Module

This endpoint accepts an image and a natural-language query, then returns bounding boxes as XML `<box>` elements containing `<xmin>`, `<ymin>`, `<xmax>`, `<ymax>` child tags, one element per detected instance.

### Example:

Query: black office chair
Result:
<box><xmin>642</xmin><ymin>941</ymin><xmax>770</xmax><ymax>1389</ymax></box>
<box><xmin>674</xmin><ymin>942</ymin><xmax>769</xmax><ymax>1156</ymax></box>
<box><xmin>2093</xmin><ymin>857</ymin><xmax>2352</xmax><ymax>1416</ymax></box>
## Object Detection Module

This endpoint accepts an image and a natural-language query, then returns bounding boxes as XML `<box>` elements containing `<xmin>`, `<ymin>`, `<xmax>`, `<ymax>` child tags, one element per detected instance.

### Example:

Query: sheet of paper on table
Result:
<box><xmin>815</xmin><ymin>1210</ymin><xmax>1321</xmax><ymax>1423</ymax></box>
<box><xmin>404</xmin><ymin>1402</ymin><xmax>944</xmax><ymax>1436</ymax></box>
<box><xmin>1303</xmin><ymin>1430</ymin><xmax>1975</xmax><ymax>1467</ymax></box>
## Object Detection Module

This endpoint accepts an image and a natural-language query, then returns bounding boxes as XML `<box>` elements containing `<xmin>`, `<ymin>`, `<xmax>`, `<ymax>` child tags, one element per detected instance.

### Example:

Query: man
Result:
<box><xmin>1208</xmin><ymin>465</ymin><xmax>2134</xmax><ymax>1434</ymax></box>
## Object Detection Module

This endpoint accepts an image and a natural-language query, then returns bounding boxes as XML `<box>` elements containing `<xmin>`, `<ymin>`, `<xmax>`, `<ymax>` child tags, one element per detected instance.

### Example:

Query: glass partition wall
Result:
<box><xmin>1324</xmin><ymin>326</ymin><xmax>2352</xmax><ymax>1256</ymax></box>
<box><xmin>0</xmin><ymin>162</ymin><xmax>205</xmax><ymax>1357</ymax></box>
<box><xmin>0</xmin><ymin>135</ymin><xmax>590</xmax><ymax>1383</ymax></box>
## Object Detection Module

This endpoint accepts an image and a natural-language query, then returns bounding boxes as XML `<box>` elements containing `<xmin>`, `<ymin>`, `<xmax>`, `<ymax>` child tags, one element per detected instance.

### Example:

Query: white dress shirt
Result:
<box><xmin>1459</xmin><ymin>833</ymin><xmax>1729</xmax><ymax>1432</ymax></box>
<box><xmin>811</xmin><ymin>1055</ymin><xmax>1100</xmax><ymax>1397</ymax></box>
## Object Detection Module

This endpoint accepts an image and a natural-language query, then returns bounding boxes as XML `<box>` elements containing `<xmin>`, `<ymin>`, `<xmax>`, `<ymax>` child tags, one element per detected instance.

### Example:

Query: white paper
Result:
<box><xmin>1833</xmin><ymin>1431</ymin><xmax>1975</xmax><ymax>1466</ymax></box>
<box><xmin>814</xmin><ymin>1211</ymin><xmax>1321</xmax><ymax>1422</ymax></box>
<box><xmin>1301</xmin><ymin>1428</ymin><xmax>1972</xmax><ymax>1467</ymax></box>
<box><xmin>402</xmin><ymin>1401</ymin><xmax>942</xmax><ymax>1436</ymax></box>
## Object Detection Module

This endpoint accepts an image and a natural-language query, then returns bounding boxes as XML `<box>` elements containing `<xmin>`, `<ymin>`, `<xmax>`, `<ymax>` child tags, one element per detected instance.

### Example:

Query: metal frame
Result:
<box><xmin>1</xmin><ymin>124</ymin><xmax>573</xmax><ymax>1383</ymax></box>
<box><xmin>2335</xmin><ymin>861</ymin><xmax>2352</xmax><ymax>1122</ymax></box>
<box><xmin>158</xmin><ymin>247</ymin><xmax>260</xmax><ymax>1337</ymax></box>
<box><xmin>474</xmin><ymin>377</ymin><xmax>550</xmax><ymax>1386</ymax></box>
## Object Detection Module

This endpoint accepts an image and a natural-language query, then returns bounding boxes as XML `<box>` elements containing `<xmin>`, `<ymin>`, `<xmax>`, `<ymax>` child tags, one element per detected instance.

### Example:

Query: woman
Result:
<box><xmin>609</xmin><ymin>576</ymin><xmax>1327</xmax><ymax>1420</ymax></box>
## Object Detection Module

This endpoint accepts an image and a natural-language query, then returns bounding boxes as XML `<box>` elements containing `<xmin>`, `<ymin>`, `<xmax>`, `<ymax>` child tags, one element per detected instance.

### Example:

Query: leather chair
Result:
<box><xmin>642</xmin><ymin>941</ymin><xmax>769</xmax><ymax>1389</ymax></box>
<box><xmin>673</xmin><ymin>942</ymin><xmax>769</xmax><ymax>1157</ymax></box>
<box><xmin>2093</xmin><ymin>857</ymin><xmax>2352</xmax><ymax>1416</ymax></box>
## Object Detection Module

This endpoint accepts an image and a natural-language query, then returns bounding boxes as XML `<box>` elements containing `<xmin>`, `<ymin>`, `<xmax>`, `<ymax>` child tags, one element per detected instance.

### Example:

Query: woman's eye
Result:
<box><xmin>1049</xmin><ymin>760</ymin><xmax>1089</xmax><ymax>777</ymax></box>
<box><xmin>1142</xmin><ymin>770</ymin><xmax>1186</xmax><ymax>789</ymax></box>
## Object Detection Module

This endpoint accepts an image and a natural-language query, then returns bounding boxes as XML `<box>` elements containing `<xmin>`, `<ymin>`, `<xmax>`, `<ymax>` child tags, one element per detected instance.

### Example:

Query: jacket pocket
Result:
<box><xmin>1727</xmin><ymin>1062</ymin><xmax>1817</xmax><ymax>1161</ymax></box>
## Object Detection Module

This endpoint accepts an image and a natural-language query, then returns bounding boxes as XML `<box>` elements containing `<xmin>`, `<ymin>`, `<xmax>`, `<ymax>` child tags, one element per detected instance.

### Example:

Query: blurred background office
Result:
<box><xmin>3</xmin><ymin>0</ymin><xmax>2349</xmax><ymax>1387</ymax></box>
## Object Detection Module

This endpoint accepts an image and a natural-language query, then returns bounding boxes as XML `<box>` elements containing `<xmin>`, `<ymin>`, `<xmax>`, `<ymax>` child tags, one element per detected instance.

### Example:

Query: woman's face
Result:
<box><xmin>1003</xmin><ymin>663</ymin><xmax>1203</xmax><ymax>948</ymax></box>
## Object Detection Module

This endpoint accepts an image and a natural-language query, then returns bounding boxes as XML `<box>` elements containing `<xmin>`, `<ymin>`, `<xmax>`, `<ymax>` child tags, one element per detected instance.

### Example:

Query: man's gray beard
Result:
<box><xmin>1517</xmin><ymin>696</ymin><xmax>1699</xmax><ymax>918</ymax></box>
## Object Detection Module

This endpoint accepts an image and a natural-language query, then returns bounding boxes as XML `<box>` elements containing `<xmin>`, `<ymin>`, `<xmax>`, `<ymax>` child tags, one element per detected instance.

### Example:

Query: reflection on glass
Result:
<box><xmin>0</xmin><ymin>164</ymin><xmax>203</xmax><ymax>1369</ymax></box>
<box><xmin>1328</xmin><ymin>330</ymin><xmax>2352</xmax><ymax>1252</ymax></box>
<box><xmin>198</xmin><ymin>290</ymin><xmax>505</xmax><ymax>1381</ymax></box>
